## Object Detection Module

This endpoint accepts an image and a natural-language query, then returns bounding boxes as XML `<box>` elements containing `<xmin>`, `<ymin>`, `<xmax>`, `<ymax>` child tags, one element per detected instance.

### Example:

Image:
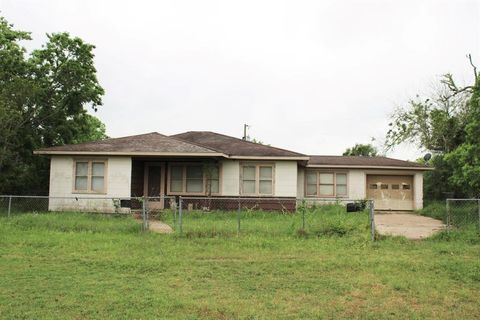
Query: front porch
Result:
<box><xmin>129</xmin><ymin>157</ymin><xmax>297</xmax><ymax>211</ymax></box>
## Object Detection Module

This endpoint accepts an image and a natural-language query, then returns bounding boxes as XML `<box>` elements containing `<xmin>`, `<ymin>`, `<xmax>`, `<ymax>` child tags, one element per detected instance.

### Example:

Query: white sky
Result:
<box><xmin>2</xmin><ymin>0</ymin><xmax>479</xmax><ymax>160</ymax></box>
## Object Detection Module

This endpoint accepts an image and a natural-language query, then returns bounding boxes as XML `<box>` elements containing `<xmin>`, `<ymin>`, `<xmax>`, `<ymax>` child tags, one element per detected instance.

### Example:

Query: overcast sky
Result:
<box><xmin>2</xmin><ymin>0</ymin><xmax>479</xmax><ymax>160</ymax></box>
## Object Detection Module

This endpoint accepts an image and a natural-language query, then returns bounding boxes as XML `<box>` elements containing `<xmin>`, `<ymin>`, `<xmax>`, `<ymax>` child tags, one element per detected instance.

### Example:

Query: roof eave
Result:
<box><xmin>34</xmin><ymin>150</ymin><xmax>310</xmax><ymax>161</ymax></box>
<box><xmin>305</xmin><ymin>164</ymin><xmax>434</xmax><ymax>171</ymax></box>
<box><xmin>33</xmin><ymin>150</ymin><xmax>226</xmax><ymax>157</ymax></box>
<box><xmin>228</xmin><ymin>155</ymin><xmax>310</xmax><ymax>161</ymax></box>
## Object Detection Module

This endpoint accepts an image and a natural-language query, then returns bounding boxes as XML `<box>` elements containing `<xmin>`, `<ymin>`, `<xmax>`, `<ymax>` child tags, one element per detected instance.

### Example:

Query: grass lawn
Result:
<box><xmin>0</xmin><ymin>209</ymin><xmax>479</xmax><ymax>319</ymax></box>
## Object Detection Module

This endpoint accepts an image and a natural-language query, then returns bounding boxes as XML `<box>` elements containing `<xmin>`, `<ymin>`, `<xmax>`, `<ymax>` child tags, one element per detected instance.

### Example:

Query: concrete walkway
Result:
<box><xmin>375</xmin><ymin>213</ymin><xmax>445</xmax><ymax>240</ymax></box>
<box><xmin>148</xmin><ymin>221</ymin><xmax>174</xmax><ymax>234</ymax></box>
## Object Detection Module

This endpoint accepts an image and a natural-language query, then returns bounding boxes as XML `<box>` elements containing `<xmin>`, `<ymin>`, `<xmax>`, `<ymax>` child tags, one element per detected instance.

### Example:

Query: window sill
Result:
<box><xmin>305</xmin><ymin>195</ymin><xmax>349</xmax><ymax>198</ymax></box>
<box><xmin>72</xmin><ymin>191</ymin><xmax>107</xmax><ymax>195</ymax></box>
<box><xmin>167</xmin><ymin>192</ymin><xmax>222</xmax><ymax>196</ymax></box>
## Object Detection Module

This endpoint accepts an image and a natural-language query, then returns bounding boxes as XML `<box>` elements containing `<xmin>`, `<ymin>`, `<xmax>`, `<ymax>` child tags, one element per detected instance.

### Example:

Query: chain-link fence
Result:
<box><xmin>0</xmin><ymin>195</ymin><xmax>375</xmax><ymax>240</ymax></box>
<box><xmin>176</xmin><ymin>197</ymin><xmax>375</xmax><ymax>240</ymax></box>
<box><xmin>0</xmin><ymin>195</ymin><xmax>167</xmax><ymax>232</ymax></box>
<box><xmin>446</xmin><ymin>199</ymin><xmax>480</xmax><ymax>230</ymax></box>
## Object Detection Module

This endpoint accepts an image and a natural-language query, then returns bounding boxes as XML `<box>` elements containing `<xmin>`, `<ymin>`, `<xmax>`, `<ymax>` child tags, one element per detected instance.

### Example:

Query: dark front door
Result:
<box><xmin>144</xmin><ymin>163</ymin><xmax>165</xmax><ymax>209</ymax></box>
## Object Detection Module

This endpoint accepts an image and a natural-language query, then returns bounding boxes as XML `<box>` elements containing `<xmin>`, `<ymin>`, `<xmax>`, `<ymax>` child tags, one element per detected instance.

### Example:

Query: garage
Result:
<box><xmin>367</xmin><ymin>175</ymin><xmax>414</xmax><ymax>211</ymax></box>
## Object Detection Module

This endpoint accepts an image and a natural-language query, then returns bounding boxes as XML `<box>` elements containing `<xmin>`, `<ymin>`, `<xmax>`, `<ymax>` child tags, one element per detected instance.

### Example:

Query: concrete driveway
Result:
<box><xmin>375</xmin><ymin>213</ymin><xmax>445</xmax><ymax>240</ymax></box>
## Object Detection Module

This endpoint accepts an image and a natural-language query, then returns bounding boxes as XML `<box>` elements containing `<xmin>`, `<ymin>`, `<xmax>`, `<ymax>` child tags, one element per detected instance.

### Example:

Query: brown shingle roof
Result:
<box><xmin>34</xmin><ymin>131</ymin><xmax>430</xmax><ymax>170</ymax></box>
<box><xmin>34</xmin><ymin>132</ymin><xmax>220</xmax><ymax>155</ymax></box>
<box><xmin>307</xmin><ymin>155</ymin><xmax>429</xmax><ymax>168</ymax></box>
<box><xmin>171</xmin><ymin>131</ymin><xmax>307</xmax><ymax>158</ymax></box>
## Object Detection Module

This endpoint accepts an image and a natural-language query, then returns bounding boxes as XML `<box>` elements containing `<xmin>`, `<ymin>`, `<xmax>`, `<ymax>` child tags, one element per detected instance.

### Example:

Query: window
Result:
<box><xmin>259</xmin><ymin>166</ymin><xmax>273</xmax><ymax>194</ymax></box>
<box><xmin>186</xmin><ymin>166</ymin><xmax>203</xmax><ymax>192</ymax></box>
<box><xmin>241</xmin><ymin>164</ymin><xmax>274</xmax><ymax>195</ymax></box>
<box><xmin>305</xmin><ymin>171</ymin><xmax>348</xmax><ymax>197</ymax></box>
<box><xmin>336</xmin><ymin>173</ymin><xmax>347</xmax><ymax>196</ymax></box>
<box><xmin>402</xmin><ymin>184</ymin><xmax>411</xmax><ymax>190</ymax></box>
<box><xmin>73</xmin><ymin>160</ymin><xmax>106</xmax><ymax>193</ymax></box>
<box><xmin>168</xmin><ymin>164</ymin><xmax>220</xmax><ymax>195</ymax></box>
<box><xmin>207</xmin><ymin>166</ymin><xmax>220</xmax><ymax>194</ymax></box>
<box><xmin>170</xmin><ymin>166</ymin><xmax>183</xmax><ymax>192</ymax></box>
<box><xmin>319</xmin><ymin>173</ymin><xmax>334</xmax><ymax>196</ymax></box>
<box><xmin>369</xmin><ymin>184</ymin><xmax>378</xmax><ymax>189</ymax></box>
<box><xmin>380</xmin><ymin>184</ymin><xmax>388</xmax><ymax>190</ymax></box>
<box><xmin>391</xmin><ymin>184</ymin><xmax>400</xmax><ymax>190</ymax></box>
<box><xmin>306</xmin><ymin>172</ymin><xmax>317</xmax><ymax>196</ymax></box>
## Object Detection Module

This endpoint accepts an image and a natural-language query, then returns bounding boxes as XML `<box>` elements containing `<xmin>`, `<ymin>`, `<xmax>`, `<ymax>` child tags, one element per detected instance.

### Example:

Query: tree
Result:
<box><xmin>444</xmin><ymin>64</ymin><xmax>480</xmax><ymax>197</ymax></box>
<box><xmin>343</xmin><ymin>143</ymin><xmax>378</xmax><ymax>157</ymax></box>
<box><xmin>385</xmin><ymin>77</ymin><xmax>471</xmax><ymax>153</ymax></box>
<box><xmin>385</xmin><ymin>55</ymin><xmax>479</xmax><ymax>199</ymax></box>
<box><xmin>0</xmin><ymin>16</ymin><xmax>106</xmax><ymax>194</ymax></box>
<box><xmin>71</xmin><ymin>114</ymin><xmax>108</xmax><ymax>144</ymax></box>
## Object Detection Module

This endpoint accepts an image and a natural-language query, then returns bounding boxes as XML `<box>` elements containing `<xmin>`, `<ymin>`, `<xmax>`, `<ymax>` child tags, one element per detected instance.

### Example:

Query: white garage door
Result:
<box><xmin>367</xmin><ymin>175</ymin><xmax>414</xmax><ymax>211</ymax></box>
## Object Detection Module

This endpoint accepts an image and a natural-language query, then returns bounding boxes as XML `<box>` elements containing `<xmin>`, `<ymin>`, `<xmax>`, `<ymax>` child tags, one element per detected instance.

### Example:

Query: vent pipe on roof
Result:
<box><xmin>242</xmin><ymin>124</ymin><xmax>250</xmax><ymax>141</ymax></box>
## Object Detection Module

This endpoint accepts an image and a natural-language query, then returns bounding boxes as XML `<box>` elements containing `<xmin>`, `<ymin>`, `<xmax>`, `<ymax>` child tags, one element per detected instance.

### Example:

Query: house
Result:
<box><xmin>34</xmin><ymin>131</ymin><xmax>432</xmax><ymax>212</ymax></box>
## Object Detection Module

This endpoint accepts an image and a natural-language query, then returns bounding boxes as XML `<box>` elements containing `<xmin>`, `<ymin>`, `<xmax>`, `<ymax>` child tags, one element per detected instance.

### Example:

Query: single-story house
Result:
<box><xmin>34</xmin><ymin>131</ymin><xmax>432</xmax><ymax>212</ymax></box>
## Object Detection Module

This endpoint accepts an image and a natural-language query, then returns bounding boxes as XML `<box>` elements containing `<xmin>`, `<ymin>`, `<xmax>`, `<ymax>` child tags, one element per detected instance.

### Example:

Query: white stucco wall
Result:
<box><xmin>414</xmin><ymin>172</ymin><xmax>424</xmax><ymax>209</ymax></box>
<box><xmin>220</xmin><ymin>159</ymin><xmax>240</xmax><ymax>196</ymax></box>
<box><xmin>297</xmin><ymin>169</ymin><xmax>366</xmax><ymax>200</ymax></box>
<box><xmin>274</xmin><ymin>161</ymin><xmax>297</xmax><ymax>197</ymax></box>
<box><xmin>348</xmin><ymin>170</ymin><xmax>367</xmax><ymax>200</ymax></box>
<box><xmin>297</xmin><ymin>166</ymin><xmax>305</xmax><ymax>198</ymax></box>
<box><xmin>48</xmin><ymin>156</ymin><xmax>132</xmax><ymax>212</ymax></box>
<box><xmin>297</xmin><ymin>168</ymin><xmax>425</xmax><ymax>210</ymax></box>
<box><xmin>220</xmin><ymin>160</ymin><xmax>297</xmax><ymax>197</ymax></box>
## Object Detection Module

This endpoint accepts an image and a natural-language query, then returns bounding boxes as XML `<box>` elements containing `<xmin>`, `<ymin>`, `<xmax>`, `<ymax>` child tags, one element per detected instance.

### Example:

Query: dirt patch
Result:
<box><xmin>375</xmin><ymin>213</ymin><xmax>445</xmax><ymax>240</ymax></box>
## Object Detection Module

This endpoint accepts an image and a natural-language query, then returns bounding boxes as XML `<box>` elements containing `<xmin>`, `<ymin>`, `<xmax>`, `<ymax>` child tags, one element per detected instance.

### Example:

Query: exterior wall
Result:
<box><xmin>298</xmin><ymin>168</ymin><xmax>424</xmax><ymax>210</ymax></box>
<box><xmin>348</xmin><ymin>170</ymin><xmax>367</xmax><ymax>199</ymax></box>
<box><xmin>297</xmin><ymin>166</ymin><xmax>305</xmax><ymax>198</ymax></box>
<box><xmin>220</xmin><ymin>159</ymin><xmax>297</xmax><ymax>197</ymax></box>
<box><xmin>299</xmin><ymin>168</ymin><xmax>366</xmax><ymax>200</ymax></box>
<box><xmin>220</xmin><ymin>159</ymin><xmax>240</xmax><ymax>196</ymax></box>
<box><xmin>414</xmin><ymin>172</ymin><xmax>424</xmax><ymax>210</ymax></box>
<box><xmin>274</xmin><ymin>161</ymin><xmax>298</xmax><ymax>197</ymax></box>
<box><xmin>49</xmin><ymin>156</ymin><xmax>132</xmax><ymax>212</ymax></box>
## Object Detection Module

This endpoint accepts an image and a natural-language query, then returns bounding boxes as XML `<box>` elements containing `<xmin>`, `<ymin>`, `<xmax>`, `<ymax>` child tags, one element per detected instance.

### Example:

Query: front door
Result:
<box><xmin>144</xmin><ymin>163</ymin><xmax>165</xmax><ymax>209</ymax></box>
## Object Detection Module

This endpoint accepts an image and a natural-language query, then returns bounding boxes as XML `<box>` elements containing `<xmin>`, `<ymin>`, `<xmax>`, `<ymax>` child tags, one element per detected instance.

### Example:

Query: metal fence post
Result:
<box><xmin>178</xmin><ymin>196</ymin><xmax>183</xmax><ymax>235</ymax></box>
<box><xmin>142</xmin><ymin>196</ymin><xmax>147</xmax><ymax>231</ymax></box>
<box><xmin>478</xmin><ymin>199</ymin><xmax>480</xmax><ymax>230</ymax></box>
<box><xmin>301</xmin><ymin>200</ymin><xmax>306</xmax><ymax>231</ymax></box>
<box><xmin>146</xmin><ymin>197</ymin><xmax>150</xmax><ymax>230</ymax></box>
<box><xmin>369</xmin><ymin>200</ymin><xmax>375</xmax><ymax>241</ymax></box>
<box><xmin>7</xmin><ymin>196</ymin><xmax>12</xmax><ymax>218</ymax></box>
<box><xmin>446</xmin><ymin>199</ymin><xmax>450</xmax><ymax>231</ymax></box>
<box><xmin>173</xmin><ymin>197</ymin><xmax>177</xmax><ymax>227</ymax></box>
<box><xmin>237</xmin><ymin>198</ymin><xmax>241</xmax><ymax>235</ymax></box>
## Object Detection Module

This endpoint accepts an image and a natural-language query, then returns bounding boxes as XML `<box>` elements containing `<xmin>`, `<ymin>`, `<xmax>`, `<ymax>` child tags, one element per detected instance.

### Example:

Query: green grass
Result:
<box><xmin>1</xmin><ymin>210</ymin><xmax>480</xmax><ymax>319</ymax></box>
<box><xmin>419</xmin><ymin>201</ymin><xmax>480</xmax><ymax>229</ymax></box>
<box><xmin>162</xmin><ymin>205</ymin><xmax>369</xmax><ymax>239</ymax></box>
<box><xmin>418</xmin><ymin>201</ymin><xmax>447</xmax><ymax>222</ymax></box>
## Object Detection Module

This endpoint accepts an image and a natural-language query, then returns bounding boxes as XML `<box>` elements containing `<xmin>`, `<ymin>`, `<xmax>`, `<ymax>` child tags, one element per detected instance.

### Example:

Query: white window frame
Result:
<box><xmin>167</xmin><ymin>163</ymin><xmax>221</xmax><ymax>196</ymax></box>
<box><xmin>72</xmin><ymin>159</ymin><xmax>108</xmax><ymax>194</ymax></box>
<box><xmin>240</xmin><ymin>163</ymin><xmax>275</xmax><ymax>196</ymax></box>
<box><xmin>304</xmin><ymin>170</ymin><xmax>348</xmax><ymax>198</ymax></box>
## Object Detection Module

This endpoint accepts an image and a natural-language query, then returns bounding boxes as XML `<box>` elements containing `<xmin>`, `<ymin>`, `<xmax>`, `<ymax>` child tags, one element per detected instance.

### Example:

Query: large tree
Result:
<box><xmin>445</xmin><ymin>66</ymin><xmax>480</xmax><ymax>197</ymax></box>
<box><xmin>0</xmin><ymin>17</ymin><xmax>106</xmax><ymax>194</ymax></box>
<box><xmin>343</xmin><ymin>143</ymin><xmax>378</xmax><ymax>157</ymax></box>
<box><xmin>385</xmin><ymin>56</ymin><xmax>479</xmax><ymax>199</ymax></box>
